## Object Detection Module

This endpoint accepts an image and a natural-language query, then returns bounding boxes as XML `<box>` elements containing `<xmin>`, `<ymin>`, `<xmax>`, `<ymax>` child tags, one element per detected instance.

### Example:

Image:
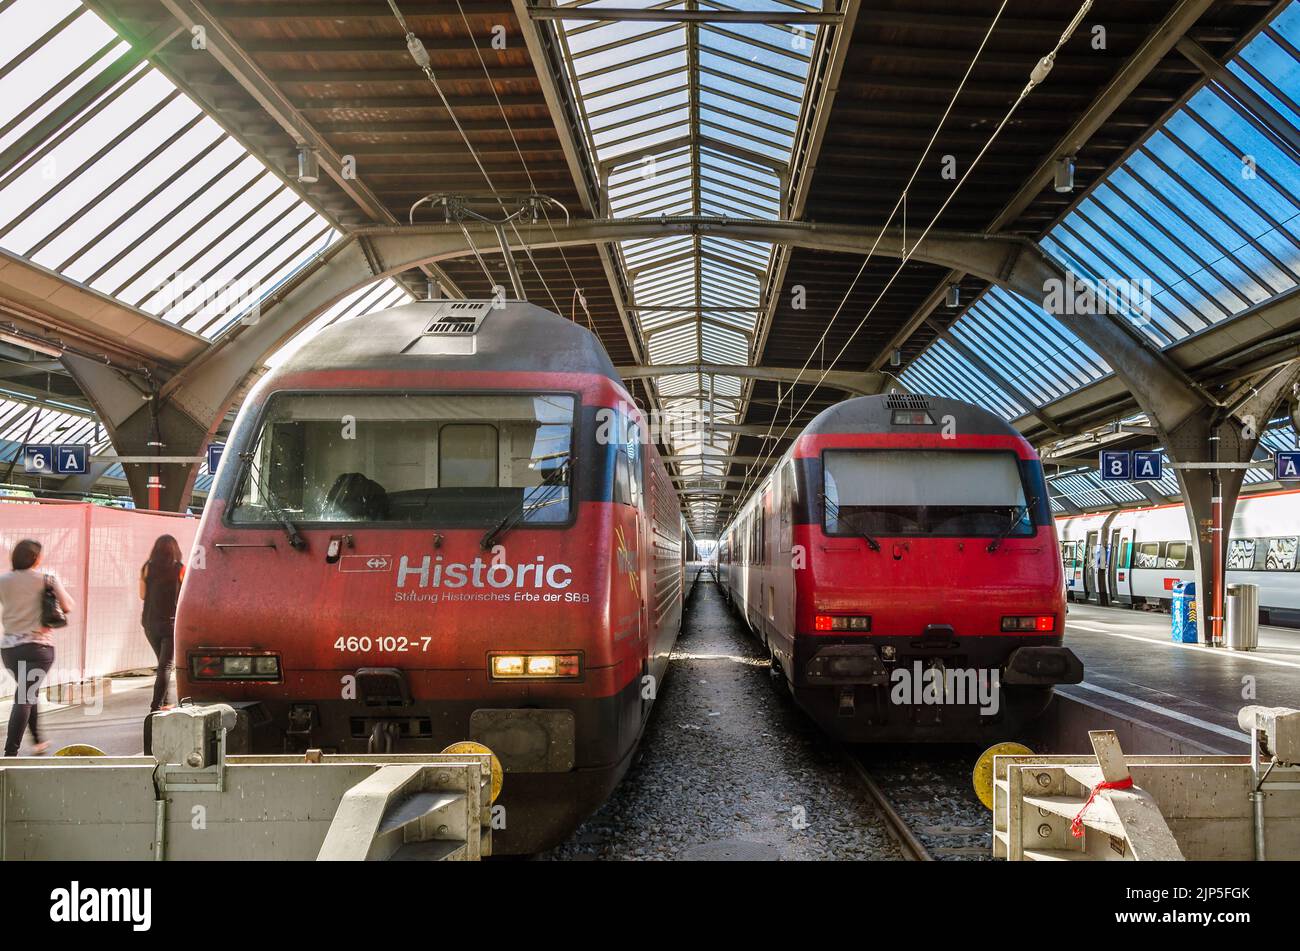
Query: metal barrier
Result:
<box><xmin>992</xmin><ymin>706</ymin><xmax>1300</xmax><ymax>860</ymax></box>
<box><xmin>0</xmin><ymin>706</ymin><xmax>495</xmax><ymax>861</ymax></box>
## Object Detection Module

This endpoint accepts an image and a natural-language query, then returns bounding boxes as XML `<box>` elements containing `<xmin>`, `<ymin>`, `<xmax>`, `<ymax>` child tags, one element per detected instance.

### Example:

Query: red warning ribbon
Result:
<box><xmin>1070</xmin><ymin>777</ymin><xmax>1134</xmax><ymax>838</ymax></box>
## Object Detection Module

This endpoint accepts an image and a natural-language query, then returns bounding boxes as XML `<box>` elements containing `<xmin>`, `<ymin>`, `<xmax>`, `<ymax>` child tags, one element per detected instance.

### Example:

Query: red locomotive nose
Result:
<box><xmin>715</xmin><ymin>392</ymin><xmax>1078</xmax><ymax>744</ymax></box>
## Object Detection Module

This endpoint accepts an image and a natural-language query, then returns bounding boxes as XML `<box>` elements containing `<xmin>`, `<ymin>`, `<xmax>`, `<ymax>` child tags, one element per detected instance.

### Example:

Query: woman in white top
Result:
<box><xmin>0</xmin><ymin>539</ymin><xmax>74</xmax><ymax>755</ymax></box>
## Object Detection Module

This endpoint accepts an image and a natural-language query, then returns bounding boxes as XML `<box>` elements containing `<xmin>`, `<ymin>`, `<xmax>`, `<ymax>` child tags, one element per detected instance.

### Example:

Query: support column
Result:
<box><xmin>1165</xmin><ymin>364</ymin><xmax>1300</xmax><ymax>643</ymax></box>
<box><xmin>61</xmin><ymin>353</ymin><xmax>208</xmax><ymax>512</ymax></box>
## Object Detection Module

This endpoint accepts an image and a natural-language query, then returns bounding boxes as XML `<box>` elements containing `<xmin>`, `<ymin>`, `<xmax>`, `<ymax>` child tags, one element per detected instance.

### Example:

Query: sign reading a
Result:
<box><xmin>54</xmin><ymin>444</ymin><xmax>88</xmax><ymax>475</ymax></box>
<box><xmin>1276</xmin><ymin>450</ymin><xmax>1300</xmax><ymax>482</ymax></box>
<box><xmin>1131</xmin><ymin>451</ymin><xmax>1163</xmax><ymax>482</ymax></box>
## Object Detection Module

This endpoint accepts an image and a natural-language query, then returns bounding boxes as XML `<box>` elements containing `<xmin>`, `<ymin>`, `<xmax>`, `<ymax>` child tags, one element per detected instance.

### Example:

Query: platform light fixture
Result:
<box><xmin>1054</xmin><ymin>155</ymin><xmax>1076</xmax><ymax>193</ymax></box>
<box><xmin>946</xmin><ymin>283</ymin><xmax>961</xmax><ymax>308</ymax></box>
<box><xmin>296</xmin><ymin>145</ymin><xmax>320</xmax><ymax>184</ymax></box>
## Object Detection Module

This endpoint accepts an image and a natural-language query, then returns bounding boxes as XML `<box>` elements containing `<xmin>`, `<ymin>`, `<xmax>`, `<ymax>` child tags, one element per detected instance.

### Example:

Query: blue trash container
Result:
<box><xmin>1171</xmin><ymin>581</ymin><xmax>1197</xmax><ymax>643</ymax></box>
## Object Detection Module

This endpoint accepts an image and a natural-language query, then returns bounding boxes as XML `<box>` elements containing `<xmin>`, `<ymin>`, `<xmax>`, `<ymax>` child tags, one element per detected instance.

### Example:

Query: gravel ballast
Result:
<box><xmin>544</xmin><ymin>578</ymin><xmax>904</xmax><ymax>861</ymax></box>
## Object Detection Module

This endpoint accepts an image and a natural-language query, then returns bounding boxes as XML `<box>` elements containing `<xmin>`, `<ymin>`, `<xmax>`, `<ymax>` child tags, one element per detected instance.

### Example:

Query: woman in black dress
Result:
<box><xmin>140</xmin><ymin>535</ymin><xmax>184</xmax><ymax>712</ymax></box>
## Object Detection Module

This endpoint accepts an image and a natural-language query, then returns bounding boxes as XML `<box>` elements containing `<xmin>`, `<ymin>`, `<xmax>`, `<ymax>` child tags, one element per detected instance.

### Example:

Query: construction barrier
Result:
<box><xmin>0</xmin><ymin>499</ymin><xmax>198</xmax><ymax>693</ymax></box>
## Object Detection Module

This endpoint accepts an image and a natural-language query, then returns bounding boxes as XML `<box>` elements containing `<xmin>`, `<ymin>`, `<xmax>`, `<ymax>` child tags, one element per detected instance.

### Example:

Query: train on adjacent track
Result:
<box><xmin>176</xmin><ymin>300</ymin><xmax>686</xmax><ymax>854</ymax></box>
<box><xmin>1057</xmin><ymin>489</ymin><xmax>1300</xmax><ymax>627</ymax></box>
<box><xmin>716</xmin><ymin>393</ymin><xmax>1083</xmax><ymax>742</ymax></box>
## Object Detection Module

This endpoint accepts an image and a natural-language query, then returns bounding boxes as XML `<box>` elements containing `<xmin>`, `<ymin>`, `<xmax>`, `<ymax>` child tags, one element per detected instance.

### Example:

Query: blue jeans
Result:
<box><xmin>2</xmin><ymin>642</ymin><xmax>54</xmax><ymax>755</ymax></box>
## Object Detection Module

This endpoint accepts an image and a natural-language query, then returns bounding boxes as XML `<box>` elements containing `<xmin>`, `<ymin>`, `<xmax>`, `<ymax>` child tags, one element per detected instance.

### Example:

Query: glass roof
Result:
<box><xmin>554</xmin><ymin>0</ymin><xmax>821</xmax><ymax>529</ymax></box>
<box><xmin>0</xmin><ymin>1</ymin><xmax>407</xmax><ymax>342</ymax></box>
<box><xmin>903</xmin><ymin>2</ymin><xmax>1300</xmax><ymax>426</ymax></box>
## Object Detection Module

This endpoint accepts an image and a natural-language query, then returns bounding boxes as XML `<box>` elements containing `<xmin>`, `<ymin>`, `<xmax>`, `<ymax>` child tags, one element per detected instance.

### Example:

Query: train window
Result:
<box><xmin>229</xmin><ymin>392</ymin><xmax>574</xmax><ymax>527</ymax></box>
<box><xmin>611</xmin><ymin>411</ymin><xmax>644</xmax><ymax>509</ymax></box>
<box><xmin>779</xmin><ymin>462</ymin><xmax>794</xmax><ymax>553</ymax></box>
<box><xmin>1164</xmin><ymin>542</ymin><xmax>1190</xmax><ymax>569</ymax></box>
<box><xmin>439</xmin><ymin>425</ymin><xmax>498</xmax><ymax>487</ymax></box>
<box><xmin>821</xmin><ymin>449</ymin><xmax>1032</xmax><ymax>538</ymax></box>
<box><xmin>1133</xmin><ymin>543</ymin><xmax>1160</xmax><ymax>568</ymax></box>
<box><xmin>628</xmin><ymin>422</ymin><xmax>643</xmax><ymax>510</ymax></box>
<box><xmin>1227</xmin><ymin>539</ymin><xmax>1256</xmax><ymax>570</ymax></box>
<box><xmin>1266</xmin><ymin>537</ymin><xmax>1298</xmax><ymax>571</ymax></box>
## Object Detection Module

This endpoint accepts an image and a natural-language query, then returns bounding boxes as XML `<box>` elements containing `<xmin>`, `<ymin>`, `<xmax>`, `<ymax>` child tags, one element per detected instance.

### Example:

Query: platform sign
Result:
<box><xmin>22</xmin><ymin>444</ymin><xmax>54</xmax><ymax>475</ymax></box>
<box><xmin>54</xmin><ymin>444</ymin><xmax>88</xmax><ymax>475</ymax></box>
<box><xmin>1099</xmin><ymin>450</ymin><xmax>1131</xmax><ymax>481</ymax></box>
<box><xmin>1131</xmin><ymin>451</ymin><xmax>1163</xmax><ymax>482</ymax></box>
<box><xmin>1276</xmin><ymin>451</ymin><xmax>1300</xmax><ymax>482</ymax></box>
<box><xmin>206</xmin><ymin>443</ymin><xmax>225</xmax><ymax>474</ymax></box>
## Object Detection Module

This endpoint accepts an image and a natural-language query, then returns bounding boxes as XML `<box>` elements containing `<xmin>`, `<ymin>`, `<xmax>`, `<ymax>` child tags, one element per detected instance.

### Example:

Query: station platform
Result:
<box><xmin>1046</xmin><ymin>604</ymin><xmax>1300</xmax><ymax>756</ymax></box>
<box><xmin>0</xmin><ymin>674</ymin><xmax>154</xmax><ymax>756</ymax></box>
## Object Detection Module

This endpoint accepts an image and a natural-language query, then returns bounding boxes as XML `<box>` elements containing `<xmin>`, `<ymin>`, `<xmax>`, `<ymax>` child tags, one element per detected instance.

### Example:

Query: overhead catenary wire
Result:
<box><xmin>730</xmin><ymin>1</ymin><xmax>1093</xmax><ymax>515</ymax></box>
<box><xmin>452</xmin><ymin>0</ymin><xmax>594</xmax><ymax>326</ymax></box>
<box><xmin>730</xmin><ymin>0</ymin><xmax>1014</xmax><ymax>508</ymax></box>
<box><xmin>386</xmin><ymin>0</ymin><xmax>564</xmax><ymax>313</ymax></box>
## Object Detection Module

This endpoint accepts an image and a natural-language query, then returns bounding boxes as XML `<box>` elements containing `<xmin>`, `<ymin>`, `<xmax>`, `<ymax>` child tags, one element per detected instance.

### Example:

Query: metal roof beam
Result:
<box><xmin>525</xmin><ymin>7</ymin><xmax>844</xmax><ymax>25</ymax></box>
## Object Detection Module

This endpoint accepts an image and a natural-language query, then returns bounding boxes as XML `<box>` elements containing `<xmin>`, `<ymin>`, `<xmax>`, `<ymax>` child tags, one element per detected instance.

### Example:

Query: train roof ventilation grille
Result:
<box><xmin>421</xmin><ymin>301</ymin><xmax>493</xmax><ymax>336</ymax></box>
<box><xmin>885</xmin><ymin>393</ymin><xmax>931</xmax><ymax>411</ymax></box>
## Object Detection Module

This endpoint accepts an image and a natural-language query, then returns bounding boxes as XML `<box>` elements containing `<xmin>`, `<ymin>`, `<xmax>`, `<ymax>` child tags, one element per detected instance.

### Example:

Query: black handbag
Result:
<box><xmin>42</xmin><ymin>575</ymin><xmax>67</xmax><ymax>629</ymax></box>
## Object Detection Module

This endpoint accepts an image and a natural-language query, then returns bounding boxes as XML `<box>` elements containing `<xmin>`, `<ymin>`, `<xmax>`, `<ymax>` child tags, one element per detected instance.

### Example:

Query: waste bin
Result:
<box><xmin>1225</xmin><ymin>583</ymin><xmax>1260</xmax><ymax>651</ymax></box>
<box><xmin>1171</xmin><ymin>580</ymin><xmax>1197</xmax><ymax>643</ymax></box>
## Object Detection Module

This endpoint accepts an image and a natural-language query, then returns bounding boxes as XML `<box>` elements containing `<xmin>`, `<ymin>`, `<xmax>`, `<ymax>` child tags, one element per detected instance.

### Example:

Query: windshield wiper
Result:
<box><xmin>237</xmin><ymin>452</ymin><xmax>306</xmax><ymax>551</ymax></box>
<box><xmin>480</xmin><ymin>457</ymin><xmax>571</xmax><ymax>550</ymax></box>
<box><xmin>821</xmin><ymin>494</ymin><xmax>881</xmax><ymax>552</ymax></box>
<box><xmin>986</xmin><ymin>497</ymin><xmax>1037</xmax><ymax>553</ymax></box>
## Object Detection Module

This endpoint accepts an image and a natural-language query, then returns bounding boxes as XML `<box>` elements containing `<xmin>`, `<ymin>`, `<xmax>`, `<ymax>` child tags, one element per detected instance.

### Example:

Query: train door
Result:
<box><xmin>1084</xmin><ymin>530</ymin><xmax>1105</xmax><ymax>604</ymax></box>
<box><xmin>627</xmin><ymin>419</ymin><xmax>650</xmax><ymax>698</ymax></box>
<box><xmin>1105</xmin><ymin>528</ymin><xmax>1122</xmax><ymax>605</ymax></box>
<box><xmin>1112</xmin><ymin>526</ymin><xmax>1135</xmax><ymax>605</ymax></box>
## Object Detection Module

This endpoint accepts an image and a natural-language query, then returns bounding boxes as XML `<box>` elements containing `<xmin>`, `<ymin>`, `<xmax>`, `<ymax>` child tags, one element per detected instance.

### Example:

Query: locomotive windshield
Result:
<box><xmin>822</xmin><ymin>449</ymin><xmax>1038</xmax><ymax>538</ymax></box>
<box><xmin>228</xmin><ymin>392</ymin><xmax>574</xmax><ymax>527</ymax></box>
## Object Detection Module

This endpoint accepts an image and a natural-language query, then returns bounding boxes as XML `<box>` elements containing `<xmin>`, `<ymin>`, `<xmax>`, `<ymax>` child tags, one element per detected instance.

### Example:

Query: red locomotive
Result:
<box><xmin>176</xmin><ymin>300</ymin><xmax>685</xmax><ymax>853</ymax></box>
<box><xmin>717</xmin><ymin>393</ymin><xmax>1082</xmax><ymax>742</ymax></box>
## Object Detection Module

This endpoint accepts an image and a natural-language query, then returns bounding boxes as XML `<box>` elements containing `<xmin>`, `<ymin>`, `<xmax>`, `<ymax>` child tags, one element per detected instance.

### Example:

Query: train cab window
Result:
<box><xmin>439</xmin><ymin>425</ymin><xmax>498</xmax><ymax>487</ymax></box>
<box><xmin>1227</xmin><ymin>539</ymin><xmax>1257</xmax><ymax>570</ymax></box>
<box><xmin>1266</xmin><ymin>537</ymin><xmax>1298</xmax><ymax>571</ymax></box>
<box><xmin>1133</xmin><ymin>543</ymin><xmax>1160</xmax><ymax>568</ymax></box>
<box><xmin>822</xmin><ymin>449</ymin><xmax>1039</xmax><ymax>538</ymax></box>
<box><xmin>1164</xmin><ymin>542</ymin><xmax>1190</xmax><ymax>569</ymax></box>
<box><xmin>229</xmin><ymin>392</ymin><xmax>574</xmax><ymax>527</ymax></box>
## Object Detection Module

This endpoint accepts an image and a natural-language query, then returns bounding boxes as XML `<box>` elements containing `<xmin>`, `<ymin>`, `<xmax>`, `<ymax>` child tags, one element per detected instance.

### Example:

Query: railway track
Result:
<box><xmin>842</xmin><ymin>748</ymin><xmax>994</xmax><ymax>862</ymax></box>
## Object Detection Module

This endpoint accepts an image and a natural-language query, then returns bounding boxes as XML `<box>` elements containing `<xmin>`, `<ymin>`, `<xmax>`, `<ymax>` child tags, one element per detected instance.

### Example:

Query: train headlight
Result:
<box><xmin>190</xmin><ymin>652</ymin><xmax>281</xmax><ymax>681</ymax></box>
<box><xmin>1001</xmin><ymin>615</ymin><xmax>1056</xmax><ymax>632</ymax></box>
<box><xmin>814</xmin><ymin>615</ymin><xmax>872</xmax><ymax>633</ymax></box>
<box><xmin>489</xmin><ymin>653</ymin><xmax>582</xmax><ymax>680</ymax></box>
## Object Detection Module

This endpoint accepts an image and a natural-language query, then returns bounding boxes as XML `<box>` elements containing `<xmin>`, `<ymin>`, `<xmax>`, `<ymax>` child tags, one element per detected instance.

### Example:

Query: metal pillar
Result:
<box><xmin>61</xmin><ymin>353</ymin><xmax>206</xmax><ymax>512</ymax></box>
<box><xmin>1165</xmin><ymin>365</ymin><xmax>1300</xmax><ymax>643</ymax></box>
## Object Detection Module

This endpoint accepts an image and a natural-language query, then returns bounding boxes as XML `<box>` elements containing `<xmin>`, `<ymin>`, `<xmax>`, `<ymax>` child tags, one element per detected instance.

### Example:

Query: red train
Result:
<box><xmin>176</xmin><ymin>300</ymin><xmax>685</xmax><ymax>853</ymax></box>
<box><xmin>717</xmin><ymin>393</ymin><xmax>1082</xmax><ymax>742</ymax></box>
